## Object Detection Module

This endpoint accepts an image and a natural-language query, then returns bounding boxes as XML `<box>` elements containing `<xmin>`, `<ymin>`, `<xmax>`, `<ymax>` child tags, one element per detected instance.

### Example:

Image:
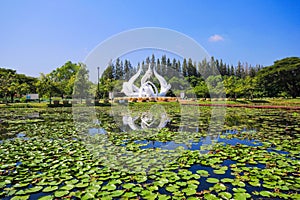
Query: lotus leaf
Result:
<box><xmin>54</xmin><ymin>190</ymin><xmax>69</xmax><ymax>198</ymax></box>
<box><xmin>42</xmin><ymin>186</ymin><xmax>58</xmax><ymax>193</ymax></box>
<box><xmin>206</xmin><ymin>178</ymin><xmax>219</xmax><ymax>184</ymax></box>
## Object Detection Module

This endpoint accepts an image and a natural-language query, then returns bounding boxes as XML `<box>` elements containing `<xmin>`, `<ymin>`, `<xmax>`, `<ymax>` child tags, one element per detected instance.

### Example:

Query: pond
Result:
<box><xmin>0</xmin><ymin>103</ymin><xmax>299</xmax><ymax>199</ymax></box>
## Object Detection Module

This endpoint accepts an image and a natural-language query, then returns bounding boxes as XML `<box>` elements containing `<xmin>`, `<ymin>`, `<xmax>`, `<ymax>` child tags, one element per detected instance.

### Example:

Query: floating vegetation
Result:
<box><xmin>0</xmin><ymin>104</ymin><xmax>299</xmax><ymax>199</ymax></box>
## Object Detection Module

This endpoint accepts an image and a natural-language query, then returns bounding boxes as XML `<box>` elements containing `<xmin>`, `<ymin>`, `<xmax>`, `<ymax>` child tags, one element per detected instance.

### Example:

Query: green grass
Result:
<box><xmin>1</xmin><ymin>98</ymin><xmax>300</xmax><ymax>108</ymax></box>
<box><xmin>0</xmin><ymin>102</ymin><xmax>48</xmax><ymax>108</ymax></box>
<box><xmin>195</xmin><ymin>98</ymin><xmax>300</xmax><ymax>106</ymax></box>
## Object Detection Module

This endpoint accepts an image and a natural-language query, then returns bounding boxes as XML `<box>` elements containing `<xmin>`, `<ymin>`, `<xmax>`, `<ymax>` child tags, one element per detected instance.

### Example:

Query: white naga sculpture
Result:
<box><xmin>121</xmin><ymin>64</ymin><xmax>171</xmax><ymax>97</ymax></box>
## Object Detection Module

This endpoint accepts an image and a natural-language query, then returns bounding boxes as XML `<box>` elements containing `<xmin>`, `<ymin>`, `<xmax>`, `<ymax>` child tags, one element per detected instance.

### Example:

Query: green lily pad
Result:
<box><xmin>213</xmin><ymin>169</ymin><xmax>226</xmax><ymax>175</ymax></box>
<box><xmin>259</xmin><ymin>190</ymin><xmax>273</xmax><ymax>197</ymax></box>
<box><xmin>186</xmin><ymin>197</ymin><xmax>198</xmax><ymax>200</ymax></box>
<box><xmin>60</xmin><ymin>184</ymin><xmax>74</xmax><ymax>191</ymax></box>
<box><xmin>232</xmin><ymin>180</ymin><xmax>245</xmax><ymax>187</ymax></box>
<box><xmin>54</xmin><ymin>190</ymin><xmax>69</xmax><ymax>198</ymax></box>
<box><xmin>14</xmin><ymin>183</ymin><xmax>30</xmax><ymax>188</ymax></box>
<box><xmin>148</xmin><ymin>185</ymin><xmax>159</xmax><ymax>191</ymax></box>
<box><xmin>233</xmin><ymin>187</ymin><xmax>246</xmax><ymax>193</ymax></box>
<box><xmin>102</xmin><ymin>184</ymin><xmax>116</xmax><ymax>191</ymax></box>
<box><xmin>234</xmin><ymin>192</ymin><xmax>250</xmax><ymax>200</ymax></box>
<box><xmin>24</xmin><ymin>186</ymin><xmax>43</xmax><ymax>194</ymax></box>
<box><xmin>182</xmin><ymin>187</ymin><xmax>197</xmax><ymax>196</ymax></box>
<box><xmin>206</xmin><ymin>178</ymin><xmax>219</xmax><ymax>184</ymax></box>
<box><xmin>42</xmin><ymin>186</ymin><xmax>58</xmax><ymax>193</ymax></box>
<box><xmin>111</xmin><ymin>190</ymin><xmax>124</xmax><ymax>197</ymax></box>
<box><xmin>165</xmin><ymin>185</ymin><xmax>179</xmax><ymax>192</ymax></box>
<box><xmin>38</xmin><ymin>195</ymin><xmax>53</xmax><ymax>200</ymax></box>
<box><xmin>81</xmin><ymin>192</ymin><xmax>95</xmax><ymax>200</ymax></box>
<box><xmin>122</xmin><ymin>192</ymin><xmax>137</xmax><ymax>198</ymax></box>
<box><xmin>219</xmin><ymin>192</ymin><xmax>232</xmax><ymax>199</ymax></box>
<box><xmin>221</xmin><ymin>178</ymin><xmax>234</xmax><ymax>183</ymax></box>
<box><xmin>11</xmin><ymin>195</ymin><xmax>30</xmax><ymax>200</ymax></box>
<box><xmin>176</xmin><ymin>181</ymin><xmax>187</xmax><ymax>187</ymax></box>
<box><xmin>65</xmin><ymin>179</ymin><xmax>79</xmax><ymax>185</ymax></box>
<box><xmin>0</xmin><ymin>182</ymin><xmax>7</xmax><ymax>189</ymax></box>
<box><xmin>196</xmin><ymin>169</ymin><xmax>209</xmax><ymax>176</ymax></box>
<box><xmin>122</xmin><ymin>183</ymin><xmax>135</xmax><ymax>189</ymax></box>
<box><xmin>76</xmin><ymin>182</ymin><xmax>89</xmax><ymax>188</ymax></box>
<box><xmin>249</xmin><ymin>181</ymin><xmax>261</xmax><ymax>187</ymax></box>
<box><xmin>204</xmin><ymin>193</ymin><xmax>219</xmax><ymax>200</ymax></box>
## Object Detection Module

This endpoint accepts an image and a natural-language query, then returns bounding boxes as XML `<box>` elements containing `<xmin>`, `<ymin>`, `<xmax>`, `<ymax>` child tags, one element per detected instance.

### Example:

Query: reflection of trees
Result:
<box><xmin>73</xmin><ymin>63</ymin><xmax>92</xmax><ymax>103</ymax></box>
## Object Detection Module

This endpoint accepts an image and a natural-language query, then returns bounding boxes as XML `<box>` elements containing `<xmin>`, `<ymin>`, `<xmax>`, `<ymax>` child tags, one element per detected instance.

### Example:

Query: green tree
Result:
<box><xmin>115</xmin><ymin>58</ymin><xmax>123</xmax><ymax>80</ymax></box>
<box><xmin>194</xmin><ymin>80</ymin><xmax>209</xmax><ymax>98</ymax></box>
<box><xmin>73</xmin><ymin>63</ymin><xmax>91</xmax><ymax>103</ymax></box>
<box><xmin>151</xmin><ymin>54</ymin><xmax>155</xmax><ymax>64</ymax></box>
<box><xmin>0</xmin><ymin>68</ymin><xmax>38</xmax><ymax>103</ymax></box>
<box><xmin>182</xmin><ymin>58</ymin><xmax>187</xmax><ymax>77</ymax></box>
<box><xmin>187</xmin><ymin>58</ymin><xmax>196</xmax><ymax>77</ymax></box>
<box><xmin>0</xmin><ymin>70</ymin><xmax>15</xmax><ymax>103</ymax></box>
<box><xmin>236</xmin><ymin>61</ymin><xmax>244</xmax><ymax>78</ymax></box>
<box><xmin>223</xmin><ymin>76</ymin><xmax>245</xmax><ymax>99</ymax></box>
<box><xmin>48</xmin><ymin>61</ymin><xmax>80</xmax><ymax>98</ymax></box>
<box><xmin>257</xmin><ymin>57</ymin><xmax>300</xmax><ymax>98</ymax></box>
<box><xmin>206</xmin><ymin>75</ymin><xmax>225</xmax><ymax>98</ymax></box>
<box><xmin>241</xmin><ymin>76</ymin><xmax>257</xmax><ymax>99</ymax></box>
<box><xmin>36</xmin><ymin>73</ymin><xmax>60</xmax><ymax>104</ymax></box>
<box><xmin>123</xmin><ymin>59</ymin><xmax>132</xmax><ymax>80</ymax></box>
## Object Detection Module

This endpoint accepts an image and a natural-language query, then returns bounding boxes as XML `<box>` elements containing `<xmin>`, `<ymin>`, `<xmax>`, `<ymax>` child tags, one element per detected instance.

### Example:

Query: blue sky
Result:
<box><xmin>0</xmin><ymin>0</ymin><xmax>299</xmax><ymax>77</ymax></box>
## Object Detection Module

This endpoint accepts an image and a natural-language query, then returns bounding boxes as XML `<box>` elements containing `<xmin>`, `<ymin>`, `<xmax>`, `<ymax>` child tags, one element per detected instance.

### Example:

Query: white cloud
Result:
<box><xmin>209</xmin><ymin>34</ymin><xmax>224</xmax><ymax>42</ymax></box>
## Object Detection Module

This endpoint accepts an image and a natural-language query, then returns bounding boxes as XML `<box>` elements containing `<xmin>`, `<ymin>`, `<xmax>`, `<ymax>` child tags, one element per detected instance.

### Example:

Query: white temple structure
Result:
<box><xmin>121</xmin><ymin>64</ymin><xmax>171</xmax><ymax>97</ymax></box>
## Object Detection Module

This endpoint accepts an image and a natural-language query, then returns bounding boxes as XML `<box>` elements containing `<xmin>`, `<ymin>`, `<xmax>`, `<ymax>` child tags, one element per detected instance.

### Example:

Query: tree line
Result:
<box><xmin>0</xmin><ymin>61</ymin><xmax>91</xmax><ymax>103</ymax></box>
<box><xmin>102</xmin><ymin>55</ymin><xmax>299</xmax><ymax>99</ymax></box>
<box><xmin>0</xmin><ymin>56</ymin><xmax>299</xmax><ymax>103</ymax></box>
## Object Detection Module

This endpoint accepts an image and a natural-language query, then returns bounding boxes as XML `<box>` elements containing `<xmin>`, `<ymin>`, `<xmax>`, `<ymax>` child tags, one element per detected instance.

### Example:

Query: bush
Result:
<box><xmin>20</xmin><ymin>96</ymin><xmax>27</xmax><ymax>103</ymax></box>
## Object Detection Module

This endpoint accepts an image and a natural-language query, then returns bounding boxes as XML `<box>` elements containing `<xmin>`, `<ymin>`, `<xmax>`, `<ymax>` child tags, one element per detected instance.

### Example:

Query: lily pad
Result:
<box><xmin>42</xmin><ymin>186</ymin><xmax>58</xmax><ymax>193</ymax></box>
<box><xmin>219</xmin><ymin>192</ymin><xmax>232</xmax><ymax>199</ymax></box>
<box><xmin>81</xmin><ymin>192</ymin><xmax>95</xmax><ymax>200</ymax></box>
<box><xmin>54</xmin><ymin>190</ymin><xmax>69</xmax><ymax>198</ymax></box>
<box><xmin>182</xmin><ymin>187</ymin><xmax>197</xmax><ymax>196</ymax></box>
<box><xmin>111</xmin><ymin>190</ymin><xmax>124</xmax><ymax>197</ymax></box>
<box><xmin>60</xmin><ymin>184</ymin><xmax>74</xmax><ymax>191</ymax></box>
<box><xmin>248</xmin><ymin>181</ymin><xmax>260</xmax><ymax>187</ymax></box>
<box><xmin>122</xmin><ymin>183</ymin><xmax>135</xmax><ymax>189</ymax></box>
<box><xmin>122</xmin><ymin>192</ymin><xmax>137</xmax><ymax>198</ymax></box>
<box><xmin>76</xmin><ymin>182</ymin><xmax>89</xmax><ymax>188</ymax></box>
<box><xmin>38</xmin><ymin>195</ymin><xmax>53</xmax><ymax>200</ymax></box>
<box><xmin>206</xmin><ymin>178</ymin><xmax>219</xmax><ymax>184</ymax></box>
<box><xmin>204</xmin><ymin>193</ymin><xmax>219</xmax><ymax>200</ymax></box>
<box><xmin>165</xmin><ymin>185</ymin><xmax>179</xmax><ymax>192</ymax></box>
<box><xmin>234</xmin><ymin>192</ymin><xmax>250</xmax><ymax>200</ymax></box>
<box><xmin>11</xmin><ymin>195</ymin><xmax>30</xmax><ymax>200</ymax></box>
<box><xmin>259</xmin><ymin>190</ymin><xmax>273</xmax><ymax>197</ymax></box>
<box><xmin>213</xmin><ymin>169</ymin><xmax>226</xmax><ymax>175</ymax></box>
<box><xmin>24</xmin><ymin>186</ymin><xmax>43</xmax><ymax>194</ymax></box>
<box><xmin>221</xmin><ymin>178</ymin><xmax>234</xmax><ymax>183</ymax></box>
<box><xmin>196</xmin><ymin>169</ymin><xmax>209</xmax><ymax>176</ymax></box>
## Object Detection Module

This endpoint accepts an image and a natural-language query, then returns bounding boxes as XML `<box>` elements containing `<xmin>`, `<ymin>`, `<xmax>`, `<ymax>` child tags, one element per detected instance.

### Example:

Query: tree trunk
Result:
<box><xmin>10</xmin><ymin>93</ymin><xmax>14</xmax><ymax>103</ymax></box>
<box><xmin>4</xmin><ymin>94</ymin><xmax>8</xmax><ymax>105</ymax></box>
<box><xmin>49</xmin><ymin>93</ymin><xmax>52</xmax><ymax>104</ymax></box>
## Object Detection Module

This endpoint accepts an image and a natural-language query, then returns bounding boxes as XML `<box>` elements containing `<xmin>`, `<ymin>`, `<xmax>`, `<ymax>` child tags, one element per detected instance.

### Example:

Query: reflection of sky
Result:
<box><xmin>93</xmin><ymin>119</ymin><xmax>100</xmax><ymax>125</ymax></box>
<box><xmin>88</xmin><ymin>128</ymin><xmax>106</xmax><ymax>136</ymax></box>
<box><xmin>137</xmin><ymin>140</ymin><xmax>189</xmax><ymax>150</ymax></box>
<box><xmin>135</xmin><ymin>129</ymin><xmax>264</xmax><ymax>151</ymax></box>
